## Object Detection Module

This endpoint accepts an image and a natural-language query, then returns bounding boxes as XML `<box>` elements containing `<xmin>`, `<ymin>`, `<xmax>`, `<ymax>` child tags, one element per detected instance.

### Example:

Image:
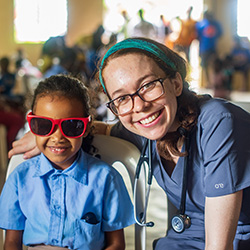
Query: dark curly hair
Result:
<box><xmin>32</xmin><ymin>74</ymin><xmax>90</xmax><ymax>115</ymax></box>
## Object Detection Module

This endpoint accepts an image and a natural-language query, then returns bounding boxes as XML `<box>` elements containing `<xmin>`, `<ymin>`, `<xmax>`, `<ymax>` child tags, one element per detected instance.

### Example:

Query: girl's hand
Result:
<box><xmin>4</xmin><ymin>230</ymin><xmax>23</xmax><ymax>250</ymax></box>
<box><xmin>104</xmin><ymin>229</ymin><xmax>125</xmax><ymax>250</ymax></box>
<box><xmin>8</xmin><ymin>131</ymin><xmax>40</xmax><ymax>159</ymax></box>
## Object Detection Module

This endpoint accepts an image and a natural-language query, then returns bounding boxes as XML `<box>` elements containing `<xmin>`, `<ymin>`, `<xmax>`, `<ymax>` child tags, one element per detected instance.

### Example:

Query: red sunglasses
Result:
<box><xmin>27</xmin><ymin>112</ymin><xmax>91</xmax><ymax>138</ymax></box>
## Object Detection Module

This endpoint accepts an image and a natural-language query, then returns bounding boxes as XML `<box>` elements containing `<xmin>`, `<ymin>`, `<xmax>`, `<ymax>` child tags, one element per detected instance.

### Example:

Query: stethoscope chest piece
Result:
<box><xmin>171</xmin><ymin>214</ymin><xmax>191</xmax><ymax>233</ymax></box>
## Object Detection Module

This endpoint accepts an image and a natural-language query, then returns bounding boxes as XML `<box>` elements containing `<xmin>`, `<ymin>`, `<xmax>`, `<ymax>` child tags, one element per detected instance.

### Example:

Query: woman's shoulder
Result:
<box><xmin>198</xmin><ymin>97</ymin><xmax>249</xmax><ymax>122</ymax></box>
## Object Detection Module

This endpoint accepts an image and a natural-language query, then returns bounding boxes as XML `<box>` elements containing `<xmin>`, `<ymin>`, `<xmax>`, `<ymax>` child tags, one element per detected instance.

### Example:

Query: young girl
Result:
<box><xmin>0</xmin><ymin>74</ymin><xmax>134</xmax><ymax>250</ymax></box>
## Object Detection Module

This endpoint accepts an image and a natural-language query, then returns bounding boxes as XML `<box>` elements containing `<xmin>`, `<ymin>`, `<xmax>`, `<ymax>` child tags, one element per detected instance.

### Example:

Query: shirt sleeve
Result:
<box><xmin>101</xmin><ymin>169</ymin><xmax>135</xmax><ymax>231</ymax></box>
<box><xmin>199</xmin><ymin>102</ymin><xmax>250</xmax><ymax>197</ymax></box>
<box><xmin>0</xmin><ymin>171</ymin><xmax>26</xmax><ymax>230</ymax></box>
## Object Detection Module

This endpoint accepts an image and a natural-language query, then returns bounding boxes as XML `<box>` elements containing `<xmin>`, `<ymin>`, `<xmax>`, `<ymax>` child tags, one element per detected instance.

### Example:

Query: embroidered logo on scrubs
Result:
<box><xmin>215</xmin><ymin>183</ymin><xmax>224</xmax><ymax>189</ymax></box>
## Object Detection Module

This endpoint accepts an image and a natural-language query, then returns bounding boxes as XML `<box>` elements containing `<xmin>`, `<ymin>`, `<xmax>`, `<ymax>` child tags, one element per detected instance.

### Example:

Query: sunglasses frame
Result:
<box><xmin>27</xmin><ymin>112</ymin><xmax>91</xmax><ymax>138</ymax></box>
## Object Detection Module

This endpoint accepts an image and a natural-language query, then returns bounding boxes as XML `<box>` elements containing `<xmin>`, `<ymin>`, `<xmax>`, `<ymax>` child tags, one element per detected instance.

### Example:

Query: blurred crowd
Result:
<box><xmin>1</xmin><ymin>7</ymin><xmax>250</xmax><ymax>150</ymax></box>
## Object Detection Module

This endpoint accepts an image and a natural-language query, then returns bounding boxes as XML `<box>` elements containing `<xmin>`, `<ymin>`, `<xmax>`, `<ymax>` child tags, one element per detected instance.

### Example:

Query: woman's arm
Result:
<box><xmin>205</xmin><ymin>190</ymin><xmax>243</xmax><ymax>250</ymax></box>
<box><xmin>104</xmin><ymin>229</ymin><xmax>125</xmax><ymax>250</ymax></box>
<box><xmin>4</xmin><ymin>230</ymin><xmax>23</xmax><ymax>250</ymax></box>
<box><xmin>93</xmin><ymin>121</ymin><xmax>114</xmax><ymax>135</ymax></box>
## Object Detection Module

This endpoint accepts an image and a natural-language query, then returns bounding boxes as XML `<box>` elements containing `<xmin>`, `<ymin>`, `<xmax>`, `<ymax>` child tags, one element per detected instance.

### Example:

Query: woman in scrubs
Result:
<box><xmin>9</xmin><ymin>38</ymin><xmax>250</xmax><ymax>250</ymax></box>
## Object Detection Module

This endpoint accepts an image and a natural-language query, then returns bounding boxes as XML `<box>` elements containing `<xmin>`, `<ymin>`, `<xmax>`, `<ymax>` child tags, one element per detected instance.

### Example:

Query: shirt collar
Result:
<box><xmin>33</xmin><ymin>149</ymin><xmax>88</xmax><ymax>185</ymax></box>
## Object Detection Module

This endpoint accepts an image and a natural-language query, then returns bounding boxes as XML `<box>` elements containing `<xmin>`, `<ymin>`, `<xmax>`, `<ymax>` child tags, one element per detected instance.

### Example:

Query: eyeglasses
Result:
<box><xmin>107</xmin><ymin>78</ymin><xmax>165</xmax><ymax>115</ymax></box>
<box><xmin>27</xmin><ymin>112</ymin><xmax>91</xmax><ymax>138</ymax></box>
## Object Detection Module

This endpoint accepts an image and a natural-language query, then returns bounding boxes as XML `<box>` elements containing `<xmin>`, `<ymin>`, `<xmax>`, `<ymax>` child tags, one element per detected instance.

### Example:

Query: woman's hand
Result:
<box><xmin>93</xmin><ymin>121</ymin><xmax>114</xmax><ymax>135</ymax></box>
<box><xmin>205</xmin><ymin>190</ymin><xmax>243</xmax><ymax>250</ymax></box>
<box><xmin>8</xmin><ymin>131</ymin><xmax>40</xmax><ymax>159</ymax></box>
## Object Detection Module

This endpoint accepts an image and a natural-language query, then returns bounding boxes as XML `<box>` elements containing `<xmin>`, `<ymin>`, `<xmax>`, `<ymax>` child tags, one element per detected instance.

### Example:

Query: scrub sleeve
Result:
<box><xmin>112</xmin><ymin>98</ymin><xmax>250</xmax><ymax>250</ymax></box>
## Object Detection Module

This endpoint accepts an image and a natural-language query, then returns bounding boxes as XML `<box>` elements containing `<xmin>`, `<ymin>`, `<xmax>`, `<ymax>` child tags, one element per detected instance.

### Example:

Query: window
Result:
<box><xmin>237</xmin><ymin>0</ymin><xmax>250</xmax><ymax>38</ymax></box>
<box><xmin>14</xmin><ymin>0</ymin><xmax>68</xmax><ymax>43</ymax></box>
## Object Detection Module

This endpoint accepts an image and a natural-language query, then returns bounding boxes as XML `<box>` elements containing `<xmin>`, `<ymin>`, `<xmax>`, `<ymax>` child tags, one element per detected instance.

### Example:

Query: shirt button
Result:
<box><xmin>54</xmin><ymin>205</ymin><xmax>60</xmax><ymax>210</ymax></box>
<box><xmin>52</xmin><ymin>239</ymin><xmax>58</xmax><ymax>244</ymax></box>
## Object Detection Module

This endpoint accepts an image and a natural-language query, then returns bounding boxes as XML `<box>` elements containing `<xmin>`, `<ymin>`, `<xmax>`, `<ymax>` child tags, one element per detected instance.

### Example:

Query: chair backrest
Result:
<box><xmin>232</xmin><ymin>101</ymin><xmax>250</xmax><ymax>112</ymax></box>
<box><xmin>5</xmin><ymin>134</ymin><xmax>146</xmax><ymax>250</ymax></box>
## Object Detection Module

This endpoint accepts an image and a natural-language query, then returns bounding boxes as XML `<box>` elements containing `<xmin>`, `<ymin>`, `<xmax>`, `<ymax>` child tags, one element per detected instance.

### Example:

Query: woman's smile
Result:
<box><xmin>138</xmin><ymin>110</ymin><xmax>162</xmax><ymax>126</ymax></box>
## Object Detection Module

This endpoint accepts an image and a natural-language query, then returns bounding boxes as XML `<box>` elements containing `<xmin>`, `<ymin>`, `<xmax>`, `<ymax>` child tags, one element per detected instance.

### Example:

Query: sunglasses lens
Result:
<box><xmin>30</xmin><ymin>118</ymin><xmax>53</xmax><ymax>136</ymax></box>
<box><xmin>61</xmin><ymin>120</ymin><xmax>85</xmax><ymax>137</ymax></box>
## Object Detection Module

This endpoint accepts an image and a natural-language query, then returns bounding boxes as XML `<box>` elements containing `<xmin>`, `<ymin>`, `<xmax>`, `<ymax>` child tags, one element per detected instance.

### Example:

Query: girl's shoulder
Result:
<box><xmin>82</xmin><ymin>151</ymin><xmax>120</xmax><ymax>177</ymax></box>
<box><xmin>6</xmin><ymin>155</ymin><xmax>41</xmax><ymax>181</ymax></box>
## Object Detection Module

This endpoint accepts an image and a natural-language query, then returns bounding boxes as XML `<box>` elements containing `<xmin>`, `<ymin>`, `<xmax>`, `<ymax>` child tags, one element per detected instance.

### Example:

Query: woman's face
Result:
<box><xmin>103</xmin><ymin>53</ymin><xmax>183</xmax><ymax>140</ymax></box>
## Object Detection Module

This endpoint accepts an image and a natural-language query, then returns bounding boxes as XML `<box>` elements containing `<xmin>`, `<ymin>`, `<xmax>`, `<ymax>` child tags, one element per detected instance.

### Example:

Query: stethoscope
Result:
<box><xmin>133</xmin><ymin>127</ymin><xmax>191</xmax><ymax>233</ymax></box>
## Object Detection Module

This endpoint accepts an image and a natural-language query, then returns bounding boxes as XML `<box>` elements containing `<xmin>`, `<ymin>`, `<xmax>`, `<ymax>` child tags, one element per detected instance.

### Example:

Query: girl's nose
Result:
<box><xmin>133</xmin><ymin>95</ymin><xmax>150</xmax><ymax>112</ymax></box>
<box><xmin>50</xmin><ymin>126</ymin><xmax>65</xmax><ymax>141</ymax></box>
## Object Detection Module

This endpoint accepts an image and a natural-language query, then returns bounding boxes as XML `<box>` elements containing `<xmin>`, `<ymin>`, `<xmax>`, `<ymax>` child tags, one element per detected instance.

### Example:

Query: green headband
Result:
<box><xmin>99</xmin><ymin>38</ymin><xmax>177</xmax><ymax>93</ymax></box>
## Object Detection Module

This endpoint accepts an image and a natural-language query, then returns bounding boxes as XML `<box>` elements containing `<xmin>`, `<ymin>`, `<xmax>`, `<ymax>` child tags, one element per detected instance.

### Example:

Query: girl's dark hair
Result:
<box><xmin>98</xmin><ymin>37</ymin><xmax>209</xmax><ymax>159</ymax></box>
<box><xmin>32</xmin><ymin>74</ymin><xmax>90</xmax><ymax>116</ymax></box>
<box><xmin>32</xmin><ymin>74</ymin><xmax>93</xmax><ymax>153</ymax></box>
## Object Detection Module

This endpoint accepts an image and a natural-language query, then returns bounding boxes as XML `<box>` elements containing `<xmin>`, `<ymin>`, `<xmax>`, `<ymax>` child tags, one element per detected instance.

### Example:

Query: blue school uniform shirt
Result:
<box><xmin>111</xmin><ymin>98</ymin><xmax>250</xmax><ymax>249</ymax></box>
<box><xmin>0</xmin><ymin>149</ymin><xmax>135</xmax><ymax>250</ymax></box>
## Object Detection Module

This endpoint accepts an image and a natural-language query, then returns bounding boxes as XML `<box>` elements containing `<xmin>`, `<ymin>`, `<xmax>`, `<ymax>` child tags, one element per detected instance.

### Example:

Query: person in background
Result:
<box><xmin>173</xmin><ymin>6</ymin><xmax>197</xmax><ymax>62</ymax></box>
<box><xmin>8</xmin><ymin>38</ymin><xmax>250</xmax><ymax>249</ymax></box>
<box><xmin>228</xmin><ymin>36</ymin><xmax>250</xmax><ymax>91</ymax></box>
<box><xmin>0</xmin><ymin>56</ymin><xmax>16</xmax><ymax>98</ymax></box>
<box><xmin>43</xmin><ymin>47</ymin><xmax>77</xmax><ymax>78</ymax></box>
<box><xmin>132</xmin><ymin>9</ymin><xmax>158</xmax><ymax>40</ymax></box>
<box><xmin>1</xmin><ymin>74</ymin><xmax>134</xmax><ymax>250</ymax></box>
<box><xmin>210</xmin><ymin>56</ymin><xmax>232</xmax><ymax>100</ymax></box>
<box><xmin>0</xmin><ymin>100</ymin><xmax>25</xmax><ymax>151</ymax></box>
<box><xmin>196</xmin><ymin>10</ymin><xmax>223</xmax><ymax>87</ymax></box>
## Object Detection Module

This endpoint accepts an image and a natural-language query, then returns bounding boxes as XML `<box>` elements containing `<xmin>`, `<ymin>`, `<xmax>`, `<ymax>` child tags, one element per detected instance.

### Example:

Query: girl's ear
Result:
<box><xmin>82</xmin><ymin>117</ymin><xmax>92</xmax><ymax>138</ymax></box>
<box><xmin>172</xmin><ymin>72</ymin><xmax>183</xmax><ymax>97</ymax></box>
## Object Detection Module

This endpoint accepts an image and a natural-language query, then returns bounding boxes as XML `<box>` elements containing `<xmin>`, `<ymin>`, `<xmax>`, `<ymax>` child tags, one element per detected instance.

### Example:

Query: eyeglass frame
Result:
<box><xmin>27</xmin><ymin>112</ymin><xmax>91</xmax><ymax>138</ymax></box>
<box><xmin>106</xmin><ymin>78</ymin><xmax>166</xmax><ymax>116</ymax></box>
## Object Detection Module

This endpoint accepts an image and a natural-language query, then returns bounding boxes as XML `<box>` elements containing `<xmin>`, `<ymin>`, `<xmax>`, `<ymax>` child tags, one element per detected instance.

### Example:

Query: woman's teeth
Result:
<box><xmin>140</xmin><ymin>112</ymin><xmax>160</xmax><ymax>125</ymax></box>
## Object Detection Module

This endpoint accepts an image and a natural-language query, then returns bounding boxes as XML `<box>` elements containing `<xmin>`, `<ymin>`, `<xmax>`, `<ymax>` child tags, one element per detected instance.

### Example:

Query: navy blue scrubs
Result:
<box><xmin>111</xmin><ymin>98</ymin><xmax>250</xmax><ymax>250</ymax></box>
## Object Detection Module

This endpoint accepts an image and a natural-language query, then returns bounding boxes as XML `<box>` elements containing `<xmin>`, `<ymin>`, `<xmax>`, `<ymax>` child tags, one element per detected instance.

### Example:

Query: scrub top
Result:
<box><xmin>111</xmin><ymin>98</ymin><xmax>250</xmax><ymax>250</ymax></box>
<box><xmin>0</xmin><ymin>149</ymin><xmax>135</xmax><ymax>250</ymax></box>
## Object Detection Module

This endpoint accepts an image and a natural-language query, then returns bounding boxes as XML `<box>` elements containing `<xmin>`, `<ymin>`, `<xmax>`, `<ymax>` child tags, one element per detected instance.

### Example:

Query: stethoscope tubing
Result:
<box><xmin>134</xmin><ymin>139</ymin><xmax>154</xmax><ymax>227</ymax></box>
<box><xmin>134</xmin><ymin>128</ymin><xmax>191</xmax><ymax>231</ymax></box>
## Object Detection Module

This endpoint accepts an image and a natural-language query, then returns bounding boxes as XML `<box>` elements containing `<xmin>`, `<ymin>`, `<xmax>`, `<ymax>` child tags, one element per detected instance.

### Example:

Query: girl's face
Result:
<box><xmin>33</xmin><ymin>95</ymin><xmax>88</xmax><ymax>170</ymax></box>
<box><xmin>103</xmin><ymin>53</ymin><xmax>183</xmax><ymax>140</ymax></box>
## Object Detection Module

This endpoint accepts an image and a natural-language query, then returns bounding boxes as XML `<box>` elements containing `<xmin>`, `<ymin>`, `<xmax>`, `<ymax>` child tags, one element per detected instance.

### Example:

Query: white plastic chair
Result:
<box><xmin>5</xmin><ymin>134</ymin><xmax>146</xmax><ymax>250</ymax></box>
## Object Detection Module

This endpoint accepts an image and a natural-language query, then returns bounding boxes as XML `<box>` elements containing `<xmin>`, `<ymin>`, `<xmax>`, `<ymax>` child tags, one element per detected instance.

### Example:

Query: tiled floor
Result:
<box><xmin>0</xmin><ymin>89</ymin><xmax>249</xmax><ymax>249</ymax></box>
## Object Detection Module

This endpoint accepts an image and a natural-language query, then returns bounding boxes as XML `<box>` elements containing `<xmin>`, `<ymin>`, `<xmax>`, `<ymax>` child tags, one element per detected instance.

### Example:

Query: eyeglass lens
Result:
<box><xmin>30</xmin><ymin>118</ymin><xmax>52</xmax><ymax>136</ymax></box>
<box><xmin>61</xmin><ymin>120</ymin><xmax>85</xmax><ymax>137</ymax></box>
<box><xmin>110</xmin><ymin>79</ymin><xmax>164</xmax><ymax>115</ymax></box>
<box><xmin>30</xmin><ymin>118</ymin><xmax>85</xmax><ymax>137</ymax></box>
